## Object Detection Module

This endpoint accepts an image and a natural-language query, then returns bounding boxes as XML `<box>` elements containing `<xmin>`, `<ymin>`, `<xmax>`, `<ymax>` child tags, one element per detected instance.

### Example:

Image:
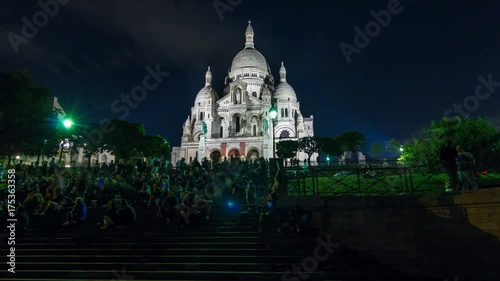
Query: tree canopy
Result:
<box><xmin>0</xmin><ymin>70</ymin><xmax>56</xmax><ymax>163</ymax></box>
<box><xmin>276</xmin><ymin>140</ymin><xmax>299</xmax><ymax>160</ymax></box>
<box><xmin>402</xmin><ymin>117</ymin><xmax>500</xmax><ymax>170</ymax></box>
<box><xmin>298</xmin><ymin>136</ymin><xmax>320</xmax><ymax>166</ymax></box>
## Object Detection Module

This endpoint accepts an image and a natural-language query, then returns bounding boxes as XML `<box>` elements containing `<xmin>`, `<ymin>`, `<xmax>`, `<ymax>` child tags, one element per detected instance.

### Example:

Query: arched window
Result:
<box><xmin>220</xmin><ymin>126</ymin><xmax>223</xmax><ymax>138</ymax></box>
<box><xmin>281</xmin><ymin>108</ymin><xmax>284</xmax><ymax>118</ymax></box>
<box><xmin>235</xmin><ymin>116</ymin><xmax>241</xmax><ymax>133</ymax></box>
<box><xmin>200</xmin><ymin>112</ymin><xmax>204</xmax><ymax>120</ymax></box>
<box><xmin>253</xmin><ymin>125</ymin><xmax>257</xmax><ymax>136</ymax></box>
<box><xmin>285</xmin><ymin>108</ymin><xmax>288</xmax><ymax>117</ymax></box>
<box><xmin>252</xmin><ymin>91</ymin><xmax>257</xmax><ymax>98</ymax></box>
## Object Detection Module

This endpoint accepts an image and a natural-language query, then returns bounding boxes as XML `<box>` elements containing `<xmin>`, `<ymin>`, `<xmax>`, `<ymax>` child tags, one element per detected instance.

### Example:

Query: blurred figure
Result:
<box><xmin>456</xmin><ymin>145</ymin><xmax>478</xmax><ymax>191</ymax></box>
<box><xmin>440</xmin><ymin>140</ymin><xmax>458</xmax><ymax>190</ymax></box>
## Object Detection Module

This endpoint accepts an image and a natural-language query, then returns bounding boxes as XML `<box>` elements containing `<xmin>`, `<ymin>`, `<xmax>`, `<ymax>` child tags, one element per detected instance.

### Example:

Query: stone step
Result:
<box><xmin>12</xmin><ymin>261</ymin><xmax>297</xmax><ymax>271</ymax></box>
<box><xmin>15</xmin><ymin>241</ymin><xmax>269</xmax><ymax>249</ymax></box>
<box><xmin>15</xmin><ymin>247</ymin><xmax>283</xmax><ymax>256</ymax></box>
<box><xmin>0</xmin><ymin>270</ymin><xmax>333</xmax><ymax>281</ymax></box>
<box><xmin>13</xmin><ymin>254</ymin><xmax>299</xmax><ymax>263</ymax></box>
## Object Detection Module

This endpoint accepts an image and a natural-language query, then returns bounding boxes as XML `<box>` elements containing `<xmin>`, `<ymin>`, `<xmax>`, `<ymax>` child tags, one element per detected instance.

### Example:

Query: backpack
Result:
<box><xmin>456</xmin><ymin>154</ymin><xmax>473</xmax><ymax>171</ymax></box>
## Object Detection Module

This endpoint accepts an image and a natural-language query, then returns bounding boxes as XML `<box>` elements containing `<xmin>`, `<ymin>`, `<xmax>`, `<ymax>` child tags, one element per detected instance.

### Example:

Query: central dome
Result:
<box><xmin>230</xmin><ymin>48</ymin><xmax>269</xmax><ymax>74</ymax></box>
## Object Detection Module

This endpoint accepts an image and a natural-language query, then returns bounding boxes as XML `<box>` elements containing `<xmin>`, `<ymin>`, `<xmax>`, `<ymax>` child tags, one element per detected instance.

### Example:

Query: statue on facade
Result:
<box><xmin>201</xmin><ymin>120</ymin><xmax>207</xmax><ymax>136</ymax></box>
<box><xmin>263</xmin><ymin>118</ymin><xmax>269</xmax><ymax>133</ymax></box>
<box><xmin>235</xmin><ymin>89</ymin><xmax>241</xmax><ymax>104</ymax></box>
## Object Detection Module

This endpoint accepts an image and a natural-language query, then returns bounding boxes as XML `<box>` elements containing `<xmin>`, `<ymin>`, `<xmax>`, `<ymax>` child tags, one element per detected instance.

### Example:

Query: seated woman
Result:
<box><xmin>195</xmin><ymin>190</ymin><xmax>212</xmax><ymax>220</ymax></box>
<box><xmin>98</xmin><ymin>200</ymin><xmax>118</xmax><ymax>229</ymax></box>
<box><xmin>62</xmin><ymin>197</ymin><xmax>87</xmax><ymax>226</ymax></box>
<box><xmin>34</xmin><ymin>188</ymin><xmax>63</xmax><ymax>215</ymax></box>
<box><xmin>117</xmin><ymin>199</ymin><xmax>136</xmax><ymax>229</ymax></box>
<box><xmin>157</xmin><ymin>191</ymin><xmax>178</xmax><ymax>223</ymax></box>
<box><xmin>23</xmin><ymin>187</ymin><xmax>44</xmax><ymax>214</ymax></box>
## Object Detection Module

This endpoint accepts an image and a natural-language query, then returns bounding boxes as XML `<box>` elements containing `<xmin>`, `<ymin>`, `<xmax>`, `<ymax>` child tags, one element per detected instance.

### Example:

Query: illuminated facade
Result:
<box><xmin>171</xmin><ymin>21</ymin><xmax>316</xmax><ymax>164</ymax></box>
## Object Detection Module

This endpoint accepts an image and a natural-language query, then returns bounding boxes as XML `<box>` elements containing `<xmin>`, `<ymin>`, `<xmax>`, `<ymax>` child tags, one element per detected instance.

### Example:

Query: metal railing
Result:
<box><xmin>280</xmin><ymin>161</ymin><xmax>500</xmax><ymax>196</ymax></box>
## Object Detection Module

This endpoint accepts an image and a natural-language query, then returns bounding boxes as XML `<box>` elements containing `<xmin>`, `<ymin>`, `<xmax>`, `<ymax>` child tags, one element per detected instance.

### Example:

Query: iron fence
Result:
<box><xmin>280</xmin><ymin>161</ymin><xmax>500</xmax><ymax>196</ymax></box>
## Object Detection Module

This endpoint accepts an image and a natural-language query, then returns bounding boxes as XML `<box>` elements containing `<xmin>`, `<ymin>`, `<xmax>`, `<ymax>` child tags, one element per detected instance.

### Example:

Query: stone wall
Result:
<box><xmin>279</xmin><ymin>188</ymin><xmax>500</xmax><ymax>281</ymax></box>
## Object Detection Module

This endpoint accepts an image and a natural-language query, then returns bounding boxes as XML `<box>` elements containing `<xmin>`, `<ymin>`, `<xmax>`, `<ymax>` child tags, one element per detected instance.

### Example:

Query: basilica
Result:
<box><xmin>171</xmin><ymin>21</ymin><xmax>315</xmax><ymax>164</ymax></box>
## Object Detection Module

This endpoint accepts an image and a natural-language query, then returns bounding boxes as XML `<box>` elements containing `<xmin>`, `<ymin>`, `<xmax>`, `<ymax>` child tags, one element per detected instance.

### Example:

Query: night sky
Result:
<box><xmin>1</xmin><ymin>0</ymin><xmax>499</xmax><ymax>147</ymax></box>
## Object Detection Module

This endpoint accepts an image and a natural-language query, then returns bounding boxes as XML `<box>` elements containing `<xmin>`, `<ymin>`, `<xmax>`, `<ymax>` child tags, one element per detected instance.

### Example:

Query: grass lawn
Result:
<box><xmin>286</xmin><ymin>172</ymin><xmax>500</xmax><ymax>196</ymax></box>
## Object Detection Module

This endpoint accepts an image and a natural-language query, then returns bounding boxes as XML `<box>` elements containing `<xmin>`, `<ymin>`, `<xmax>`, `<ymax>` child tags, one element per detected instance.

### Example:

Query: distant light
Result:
<box><xmin>16</xmin><ymin>156</ymin><xmax>20</xmax><ymax>160</ymax></box>
<box><xmin>326</xmin><ymin>156</ymin><xmax>330</xmax><ymax>161</ymax></box>
<box><xmin>227</xmin><ymin>201</ymin><xmax>234</xmax><ymax>208</ymax></box>
<box><xmin>400</xmin><ymin>145</ymin><xmax>404</xmax><ymax>152</ymax></box>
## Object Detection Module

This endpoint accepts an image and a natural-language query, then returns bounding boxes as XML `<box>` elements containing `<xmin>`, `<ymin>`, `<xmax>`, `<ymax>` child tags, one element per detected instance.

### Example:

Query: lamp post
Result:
<box><xmin>58</xmin><ymin>119</ymin><xmax>73</xmax><ymax>164</ymax></box>
<box><xmin>327</xmin><ymin>155</ymin><xmax>330</xmax><ymax>166</ymax></box>
<box><xmin>268</xmin><ymin>105</ymin><xmax>278</xmax><ymax>158</ymax></box>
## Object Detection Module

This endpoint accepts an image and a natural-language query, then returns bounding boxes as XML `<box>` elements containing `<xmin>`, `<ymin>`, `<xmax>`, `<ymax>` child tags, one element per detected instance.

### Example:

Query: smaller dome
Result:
<box><xmin>274</xmin><ymin>62</ymin><xmax>296</xmax><ymax>100</ymax></box>
<box><xmin>195</xmin><ymin>86</ymin><xmax>218</xmax><ymax>105</ymax></box>
<box><xmin>274</xmin><ymin>82</ymin><xmax>297</xmax><ymax>100</ymax></box>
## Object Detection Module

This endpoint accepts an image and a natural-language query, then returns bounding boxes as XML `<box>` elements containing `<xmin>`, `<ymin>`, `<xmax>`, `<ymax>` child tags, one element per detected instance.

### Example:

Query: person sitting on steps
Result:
<box><xmin>117</xmin><ymin>199</ymin><xmax>136</xmax><ymax>229</ymax></box>
<box><xmin>62</xmin><ymin>197</ymin><xmax>87</xmax><ymax>226</ymax></box>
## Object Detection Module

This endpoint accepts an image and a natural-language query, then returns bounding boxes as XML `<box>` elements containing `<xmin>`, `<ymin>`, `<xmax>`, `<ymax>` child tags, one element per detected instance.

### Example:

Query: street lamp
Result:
<box><xmin>59</xmin><ymin>118</ymin><xmax>73</xmax><ymax>164</ymax></box>
<box><xmin>63</xmin><ymin>119</ymin><xmax>73</xmax><ymax>129</ymax></box>
<box><xmin>327</xmin><ymin>155</ymin><xmax>330</xmax><ymax>166</ymax></box>
<box><xmin>268</xmin><ymin>105</ymin><xmax>278</xmax><ymax>158</ymax></box>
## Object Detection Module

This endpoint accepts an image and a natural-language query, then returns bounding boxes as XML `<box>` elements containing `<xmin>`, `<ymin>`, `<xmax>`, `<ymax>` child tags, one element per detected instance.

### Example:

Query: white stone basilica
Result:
<box><xmin>171</xmin><ymin>21</ymin><xmax>315</xmax><ymax>164</ymax></box>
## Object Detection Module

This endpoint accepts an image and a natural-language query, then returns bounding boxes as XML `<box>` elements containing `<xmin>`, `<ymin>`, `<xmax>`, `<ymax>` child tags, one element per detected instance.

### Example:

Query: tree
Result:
<box><xmin>71</xmin><ymin>124</ymin><xmax>105</xmax><ymax>168</ymax></box>
<box><xmin>386</xmin><ymin>138</ymin><xmax>401</xmax><ymax>154</ymax></box>
<box><xmin>316</xmin><ymin>137</ymin><xmax>343</xmax><ymax>157</ymax></box>
<box><xmin>335</xmin><ymin>131</ymin><xmax>367</xmax><ymax>162</ymax></box>
<box><xmin>276</xmin><ymin>140</ymin><xmax>299</xmax><ymax>165</ymax></box>
<box><xmin>298</xmin><ymin>136</ymin><xmax>320</xmax><ymax>166</ymax></box>
<box><xmin>370</xmin><ymin>141</ymin><xmax>384</xmax><ymax>160</ymax></box>
<box><xmin>0</xmin><ymin>70</ymin><xmax>55</xmax><ymax>164</ymax></box>
<box><xmin>138</xmin><ymin>135</ymin><xmax>171</xmax><ymax>162</ymax></box>
<box><xmin>102</xmin><ymin>119</ymin><xmax>146</xmax><ymax>161</ymax></box>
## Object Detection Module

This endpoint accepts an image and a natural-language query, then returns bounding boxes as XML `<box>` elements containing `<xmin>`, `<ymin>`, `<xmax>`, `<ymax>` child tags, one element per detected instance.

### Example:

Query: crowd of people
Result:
<box><xmin>1</xmin><ymin>156</ymin><xmax>308</xmax><ymax>237</ymax></box>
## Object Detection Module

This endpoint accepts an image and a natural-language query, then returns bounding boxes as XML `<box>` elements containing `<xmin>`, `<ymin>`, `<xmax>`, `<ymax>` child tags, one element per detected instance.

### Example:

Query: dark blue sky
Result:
<box><xmin>1</xmin><ymin>0</ymin><xmax>499</xmax><ymax>146</ymax></box>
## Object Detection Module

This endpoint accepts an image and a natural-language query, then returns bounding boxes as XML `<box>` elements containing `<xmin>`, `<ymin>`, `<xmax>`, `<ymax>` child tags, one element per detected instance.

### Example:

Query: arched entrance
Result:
<box><xmin>247</xmin><ymin>149</ymin><xmax>259</xmax><ymax>161</ymax></box>
<box><xmin>227</xmin><ymin>149</ymin><xmax>240</xmax><ymax>158</ymax></box>
<box><xmin>210</xmin><ymin>150</ymin><xmax>221</xmax><ymax>163</ymax></box>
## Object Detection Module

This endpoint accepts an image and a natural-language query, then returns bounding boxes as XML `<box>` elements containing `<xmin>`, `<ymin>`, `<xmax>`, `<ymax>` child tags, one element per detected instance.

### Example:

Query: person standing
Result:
<box><xmin>456</xmin><ymin>145</ymin><xmax>478</xmax><ymax>191</ymax></box>
<box><xmin>440</xmin><ymin>141</ymin><xmax>458</xmax><ymax>190</ymax></box>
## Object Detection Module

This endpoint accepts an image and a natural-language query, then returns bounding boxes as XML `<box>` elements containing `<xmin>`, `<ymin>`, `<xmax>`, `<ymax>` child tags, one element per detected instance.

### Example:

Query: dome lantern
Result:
<box><xmin>205</xmin><ymin>66</ymin><xmax>212</xmax><ymax>87</ymax></box>
<box><xmin>245</xmin><ymin>20</ymin><xmax>254</xmax><ymax>49</ymax></box>
<box><xmin>279</xmin><ymin>61</ymin><xmax>287</xmax><ymax>83</ymax></box>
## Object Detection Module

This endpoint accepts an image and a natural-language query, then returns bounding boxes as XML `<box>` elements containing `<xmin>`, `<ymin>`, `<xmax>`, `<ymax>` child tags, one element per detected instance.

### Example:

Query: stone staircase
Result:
<box><xmin>1</xmin><ymin>204</ymin><xmax>443</xmax><ymax>281</ymax></box>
